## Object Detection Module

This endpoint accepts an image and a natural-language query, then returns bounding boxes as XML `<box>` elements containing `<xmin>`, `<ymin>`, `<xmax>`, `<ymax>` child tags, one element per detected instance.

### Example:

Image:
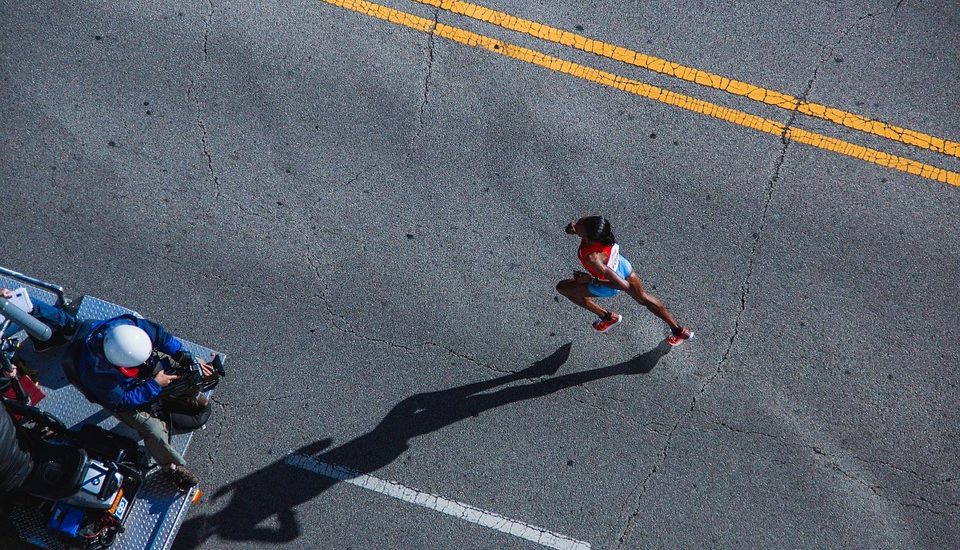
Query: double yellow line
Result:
<box><xmin>321</xmin><ymin>0</ymin><xmax>960</xmax><ymax>187</ymax></box>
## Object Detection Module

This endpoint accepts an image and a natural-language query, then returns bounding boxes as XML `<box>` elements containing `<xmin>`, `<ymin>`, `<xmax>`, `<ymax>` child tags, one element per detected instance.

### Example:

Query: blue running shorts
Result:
<box><xmin>587</xmin><ymin>257</ymin><xmax>633</xmax><ymax>298</ymax></box>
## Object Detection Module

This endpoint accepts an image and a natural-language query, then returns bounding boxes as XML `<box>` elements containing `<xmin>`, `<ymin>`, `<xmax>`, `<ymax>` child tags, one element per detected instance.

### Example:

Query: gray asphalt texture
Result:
<box><xmin>2</xmin><ymin>0</ymin><xmax>958</xmax><ymax>548</ymax></box>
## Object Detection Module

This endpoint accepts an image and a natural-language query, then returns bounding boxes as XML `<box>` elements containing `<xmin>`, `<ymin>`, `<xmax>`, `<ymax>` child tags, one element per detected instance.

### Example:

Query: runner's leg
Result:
<box><xmin>624</xmin><ymin>273</ymin><xmax>682</xmax><ymax>332</ymax></box>
<box><xmin>556</xmin><ymin>279</ymin><xmax>609</xmax><ymax>318</ymax></box>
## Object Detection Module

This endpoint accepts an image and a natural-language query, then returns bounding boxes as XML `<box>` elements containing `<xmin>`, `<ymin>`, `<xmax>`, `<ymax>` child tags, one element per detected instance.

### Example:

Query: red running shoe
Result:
<box><xmin>593</xmin><ymin>312</ymin><xmax>623</xmax><ymax>333</ymax></box>
<box><xmin>667</xmin><ymin>327</ymin><xmax>694</xmax><ymax>346</ymax></box>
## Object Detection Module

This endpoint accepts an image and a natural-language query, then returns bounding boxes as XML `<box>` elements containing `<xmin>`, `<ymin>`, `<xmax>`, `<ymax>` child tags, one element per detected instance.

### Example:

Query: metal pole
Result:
<box><xmin>0</xmin><ymin>297</ymin><xmax>52</xmax><ymax>341</ymax></box>
<box><xmin>0</xmin><ymin>266</ymin><xmax>66</xmax><ymax>306</ymax></box>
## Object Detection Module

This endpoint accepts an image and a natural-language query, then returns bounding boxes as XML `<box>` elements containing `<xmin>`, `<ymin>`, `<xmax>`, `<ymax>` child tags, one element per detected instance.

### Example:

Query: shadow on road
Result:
<box><xmin>174</xmin><ymin>340</ymin><xmax>671</xmax><ymax>547</ymax></box>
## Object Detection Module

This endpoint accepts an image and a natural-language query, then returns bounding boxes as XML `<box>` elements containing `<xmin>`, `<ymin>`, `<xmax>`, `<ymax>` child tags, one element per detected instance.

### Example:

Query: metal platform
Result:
<box><xmin>1</xmin><ymin>271</ymin><xmax>224</xmax><ymax>550</ymax></box>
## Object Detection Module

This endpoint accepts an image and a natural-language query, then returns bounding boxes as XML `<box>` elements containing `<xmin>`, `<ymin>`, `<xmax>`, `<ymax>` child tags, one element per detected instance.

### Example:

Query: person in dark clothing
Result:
<box><xmin>0</xmin><ymin>393</ymin><xmax>33</xmax><ymax>495</ymax></box>
<box><xmin>1</xmin><ymin>288</ymin><xmax>214</xmax><ymax>490</ymax></box>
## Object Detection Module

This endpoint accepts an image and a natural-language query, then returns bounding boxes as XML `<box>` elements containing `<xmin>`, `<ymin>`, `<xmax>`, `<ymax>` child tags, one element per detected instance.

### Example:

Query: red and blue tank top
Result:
<box><xmin>578</xmin><ymin>241</ymin><xmax>620</xmax><ymax>281</ymax></box>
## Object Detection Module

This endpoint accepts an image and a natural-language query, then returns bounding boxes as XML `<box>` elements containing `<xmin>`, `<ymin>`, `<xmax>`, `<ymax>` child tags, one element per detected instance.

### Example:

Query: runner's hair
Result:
<box><xmin>580</xmin><ymin>216</ymin><xmax>616</xmax><ymax>244</ymax></box>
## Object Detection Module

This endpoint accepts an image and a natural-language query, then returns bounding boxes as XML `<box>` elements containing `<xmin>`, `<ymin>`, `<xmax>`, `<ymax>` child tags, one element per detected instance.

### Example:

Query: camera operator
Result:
<box><xmin>1</xmin><ymin>367</ymin><xmax>32</xmax><ymax>496</ymax></box>
<box><xmin>1</xmin><ymin>288</ymin><xmax>215</xmax><ymax>491</ymax></box>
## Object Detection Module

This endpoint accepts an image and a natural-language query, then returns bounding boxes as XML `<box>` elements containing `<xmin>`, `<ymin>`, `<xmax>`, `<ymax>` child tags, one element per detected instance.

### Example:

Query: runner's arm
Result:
<box><xmin>585</xmin><ymin>254</ymin><xmax>630</xmax><ymax>291</ymax></box>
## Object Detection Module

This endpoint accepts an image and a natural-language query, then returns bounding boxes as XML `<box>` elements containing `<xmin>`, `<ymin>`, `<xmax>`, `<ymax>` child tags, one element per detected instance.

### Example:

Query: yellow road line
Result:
<box><xmin>413</xmin><ymin>0</ymin><xmax>960</xmax><ymax>160</ymax></box>
<box><xmin>320</xmin><ymin>0</ymin><xmax>960</xmax><ymax>187</ymax></box>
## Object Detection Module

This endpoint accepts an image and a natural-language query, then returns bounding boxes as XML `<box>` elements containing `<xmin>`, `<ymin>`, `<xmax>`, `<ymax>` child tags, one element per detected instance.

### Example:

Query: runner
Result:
<box><xmin>556</xmin><ymin>216</ymin><xmax>693</xmax><ymax>345</ymax></box>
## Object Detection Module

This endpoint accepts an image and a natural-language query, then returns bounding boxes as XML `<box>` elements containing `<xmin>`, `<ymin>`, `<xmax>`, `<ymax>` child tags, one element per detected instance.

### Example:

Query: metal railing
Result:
<box><xmin>0</xmin><ymin>266</ymin><xmax>66</xmax><ymax>306</ymax></box>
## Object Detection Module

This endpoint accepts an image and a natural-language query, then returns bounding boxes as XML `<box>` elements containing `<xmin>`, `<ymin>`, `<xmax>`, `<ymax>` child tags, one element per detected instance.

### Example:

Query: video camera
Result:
<box><xmin>161</xmin><ymin>353</ymin><xmax>225</xmax><ymax>394</ymax></box>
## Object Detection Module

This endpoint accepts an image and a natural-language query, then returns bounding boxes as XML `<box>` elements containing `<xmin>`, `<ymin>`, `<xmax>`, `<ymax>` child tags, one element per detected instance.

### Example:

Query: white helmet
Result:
<box><xmin>103</xmin><ymin>325</ymin><xmax>152</xmax><ymax>367</ymax></box>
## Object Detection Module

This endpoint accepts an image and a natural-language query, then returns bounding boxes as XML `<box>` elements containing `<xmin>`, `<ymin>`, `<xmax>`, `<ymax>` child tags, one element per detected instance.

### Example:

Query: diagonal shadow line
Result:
<box><xmin>174</xmin><ymin>340</ymin><xmax>670</xmax><ymax>547</ymax></box>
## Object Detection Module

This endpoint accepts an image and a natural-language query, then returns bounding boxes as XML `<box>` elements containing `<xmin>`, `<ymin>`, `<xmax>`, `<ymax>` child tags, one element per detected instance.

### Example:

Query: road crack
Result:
<box><xmin>304</xmin><ymin>252</ymin><xmax>510</xmax><ymax>376</ymax></box>
<box><xmin>614</xmin><ymin>10</ymin><xmax>905</xmax><ymax>541</ymax></box>
<box><xmin>412</xmin><ymin>9</ymin><xmax>439</xmax><ymax>151</ymax></box>
<box><xmin>615</xmin><ymin>419</ymin><xmax>681</xmax><ymax>550</ymax></box>
<box><xmin>811</xmin><ymin>447</ymin><xmax>956</xmax><ymax>516</ymax></box>
<box><xmin>691</xmin><ymin>411</ymin><xmax>958</xmax><ymax>515</ymax></box>
<box><xmin>188</xmin><ymin>1</ymin><xmax>220</xmax><ymax>201</ymax></box>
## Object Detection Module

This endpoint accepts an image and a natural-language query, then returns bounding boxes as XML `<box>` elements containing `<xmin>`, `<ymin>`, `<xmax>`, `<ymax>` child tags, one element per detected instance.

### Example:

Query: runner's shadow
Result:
<box><xmin>174</xmin><ymin>340</ymin><xmax>670</xmax><ymax>547</ymax></box>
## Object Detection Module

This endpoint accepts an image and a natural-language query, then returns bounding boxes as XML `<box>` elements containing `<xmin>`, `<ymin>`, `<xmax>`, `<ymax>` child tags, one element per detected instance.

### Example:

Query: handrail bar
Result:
<box><xmin>0</xmin><ymin>266</ymin><xmax>67</xmax><ymax>306</ymax></box>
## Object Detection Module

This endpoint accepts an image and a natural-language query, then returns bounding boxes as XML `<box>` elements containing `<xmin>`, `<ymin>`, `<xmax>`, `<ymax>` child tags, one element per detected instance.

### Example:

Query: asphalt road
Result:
<box><xmin>2</xmin><ymin>0</ymin><xmax>958</xmax><ymax>548</ymax></box>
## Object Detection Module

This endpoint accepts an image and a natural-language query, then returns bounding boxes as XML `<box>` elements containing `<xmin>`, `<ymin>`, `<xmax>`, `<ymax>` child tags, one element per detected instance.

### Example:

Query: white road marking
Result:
<box><xmin>286</xmin><ymin>452</ymin><xmax>592</xmax><ymax>550</ymax></box>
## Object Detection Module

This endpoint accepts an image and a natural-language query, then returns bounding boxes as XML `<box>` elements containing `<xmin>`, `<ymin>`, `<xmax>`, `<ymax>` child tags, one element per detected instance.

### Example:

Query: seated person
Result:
<box><xmin>0</xmin><ymin>373</ymin><xmax>33</xmax><ymax>495</ymax></box>
<box><xmin>1</xmin><ymin>288</ymin><xmax>214</xmax><ymax>491</ymax></box>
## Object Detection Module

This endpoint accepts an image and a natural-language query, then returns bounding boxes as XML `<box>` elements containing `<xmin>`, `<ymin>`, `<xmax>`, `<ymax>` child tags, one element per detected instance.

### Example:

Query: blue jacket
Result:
<box><xmin>77</xmin><ymin>315</ymin><xmax>184</xmax><ymax>412</ymax></box>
